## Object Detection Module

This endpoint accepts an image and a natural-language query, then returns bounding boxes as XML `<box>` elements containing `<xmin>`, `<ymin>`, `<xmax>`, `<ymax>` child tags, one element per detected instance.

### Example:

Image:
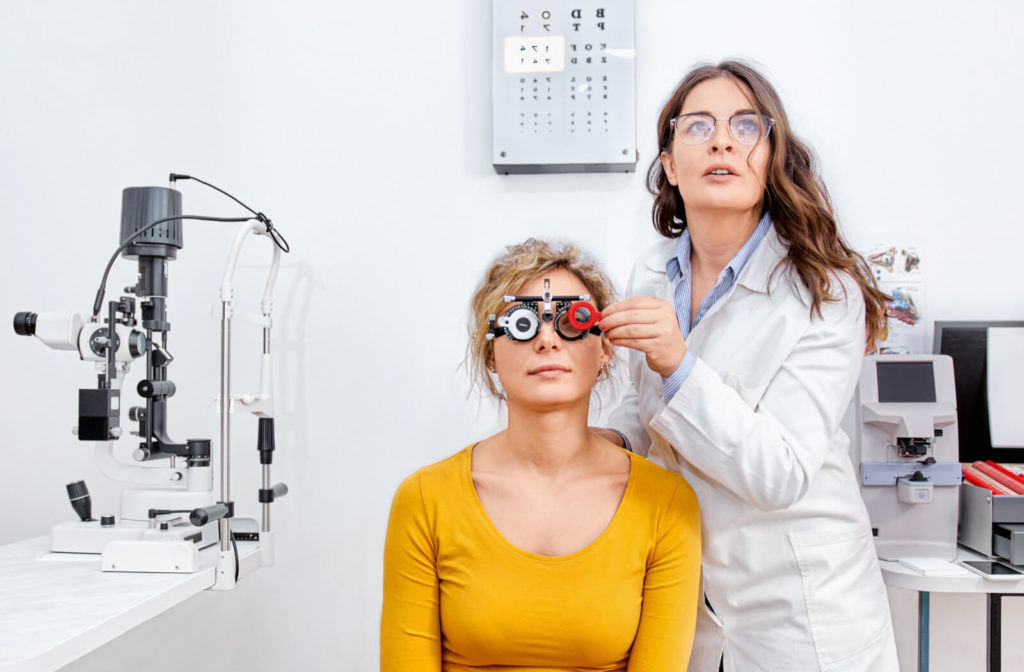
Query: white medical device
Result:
<box><xmin>13</xmin><ymin>176</ymin><xmax>289</xmax><ymax>586</ymax></box>
<box><xmin>847</xmin><ymin>354</ymin><xmax>962</xmax><ymax>560</ymax></box>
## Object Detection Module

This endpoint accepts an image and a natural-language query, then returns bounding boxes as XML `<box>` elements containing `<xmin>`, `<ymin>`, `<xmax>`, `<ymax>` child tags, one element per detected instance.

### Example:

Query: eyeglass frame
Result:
<box><xmin>485</xmin><ymin>277</ymin><xmax>603</xmax><ymax>343</ymax></box>
<box><xmin>668</xmin><ymin>112</ymin><xmax>775</xmax><ymax>147</ymax></box>
<box><xmin>487</xmin><ymin>300</ymin><xmax>602</xmax><ymax>343</ymax></box>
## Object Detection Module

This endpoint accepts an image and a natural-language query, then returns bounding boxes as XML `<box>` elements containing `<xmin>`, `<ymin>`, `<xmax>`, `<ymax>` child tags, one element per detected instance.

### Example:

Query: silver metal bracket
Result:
<box><xmin>860</xmin><ymin>461</ymin><xmax>963</xmax><ymax>487</ymax></box>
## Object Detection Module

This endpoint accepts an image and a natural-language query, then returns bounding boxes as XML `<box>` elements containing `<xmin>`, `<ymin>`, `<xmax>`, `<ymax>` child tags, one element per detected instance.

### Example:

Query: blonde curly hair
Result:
<box><xmin>467</xmin><ymin>238</ymin><xmax>616</xmax><ymax>399</ymax></box>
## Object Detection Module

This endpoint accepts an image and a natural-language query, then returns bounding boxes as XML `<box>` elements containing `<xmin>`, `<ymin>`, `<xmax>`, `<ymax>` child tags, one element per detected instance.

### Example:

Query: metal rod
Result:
<box><xmin>262</xmin><ymin>464</ymin><xmax>271</xmax><ymax>532</ymax></box>
<box><xmin>261</xmin><ymin>323</ymin><xmax>271</xmax><ymax>533</ymax></box>
<box><xmin>144</xmin><ymin>327</ymin><xmax>154</xmax><ymax>457</ymax></box>
<box><xmin>219</xmin><ymin>302</ymin><xmax>231</xmax><ymax>552</ymax></box>
<box><xmin>918</xmin><ymin>591</ymin><xmax>929</xmax><ymax>672</ymax></box>
<box><xmin>106</xmin><ymin>301</ymin><xmax>117</xmax><ymax>385</ymax></box>
<box><xmin>987</xmin><ymin>593</ymin><xmax>1002</xmax><ymax>672</ymax></box>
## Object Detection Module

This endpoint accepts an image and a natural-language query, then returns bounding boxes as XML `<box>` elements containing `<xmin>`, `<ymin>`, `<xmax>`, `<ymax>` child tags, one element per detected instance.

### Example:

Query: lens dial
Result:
<box><xmin>501</xmin><ymin>305</ymin><xmax>541</xmax><ymax>341</ymax></box>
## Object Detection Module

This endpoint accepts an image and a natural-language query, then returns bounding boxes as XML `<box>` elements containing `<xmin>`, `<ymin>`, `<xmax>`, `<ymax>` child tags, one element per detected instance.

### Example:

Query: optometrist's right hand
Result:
<box><xmin>599</xmin><ymin>297</ymin><xmax>687</xmax><ymax>378</ymax></box>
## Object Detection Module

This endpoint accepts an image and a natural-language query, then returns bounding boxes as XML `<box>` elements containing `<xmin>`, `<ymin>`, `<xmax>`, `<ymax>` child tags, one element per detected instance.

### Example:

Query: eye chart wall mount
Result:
<box><xmin>492</xmin><ymin>0</ymin><xmax>637</xmax><ymax>174</ymax></box>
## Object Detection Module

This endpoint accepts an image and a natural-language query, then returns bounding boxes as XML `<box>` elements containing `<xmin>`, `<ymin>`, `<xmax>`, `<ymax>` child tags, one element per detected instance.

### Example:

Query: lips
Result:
<box><xmin>704</xmin><ymin>164</ymin><xmax>737</xmax><ymax>176</ymax></box>
<box><xmin>529</xmin><ymin>364</ymin><xmax>570</xmax><ymax>375</ymax></box>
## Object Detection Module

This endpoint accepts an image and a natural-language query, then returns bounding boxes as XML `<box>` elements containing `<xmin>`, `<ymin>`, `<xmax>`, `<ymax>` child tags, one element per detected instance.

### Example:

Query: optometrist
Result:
<box><xmin>597</xmin><ymin>61</ymin><xmax>899</xmax><ymax>672</ymax></box>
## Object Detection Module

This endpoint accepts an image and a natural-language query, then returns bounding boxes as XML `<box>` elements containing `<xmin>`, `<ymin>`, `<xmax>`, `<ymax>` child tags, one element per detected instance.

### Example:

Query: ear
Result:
<box><xmin>600</xmin><ymin>337</ymin><xmax>613</xmax><ymax>367</ymax></box>
<box><xmin>660</xmin><ymin>150</ymin><xmax>679</xmax><ymax>186</ymax></box>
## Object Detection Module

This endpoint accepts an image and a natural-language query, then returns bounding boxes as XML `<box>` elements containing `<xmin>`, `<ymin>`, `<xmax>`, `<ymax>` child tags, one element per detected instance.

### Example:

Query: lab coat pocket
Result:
<box><xmin>789</xmin><ymin>525</ymin><xmax>891</xmax><ymax>672</ymax></box>
<box><xmin>721</xmin><ymin>373</ymin><xmax>766</xmax><ymax>409</ymax></box>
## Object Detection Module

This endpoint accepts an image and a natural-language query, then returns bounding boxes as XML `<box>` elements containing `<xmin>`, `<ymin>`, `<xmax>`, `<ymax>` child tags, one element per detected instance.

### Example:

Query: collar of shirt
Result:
<box><xmin>665</xmin><ymin>211</ymin><xmax>772</xmax><ymax>284</ymax></box>
<box><xmin>657</xmin><ymin>212</ymin><xmax>772</xmax><ymax>400</ymax></box>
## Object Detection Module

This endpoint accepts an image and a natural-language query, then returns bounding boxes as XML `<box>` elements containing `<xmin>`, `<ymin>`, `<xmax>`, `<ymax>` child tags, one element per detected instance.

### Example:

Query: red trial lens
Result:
<box><xmin>567</xmin><ymin>301</ymin><xmax>601</xmax><ymax>331</ymax></box>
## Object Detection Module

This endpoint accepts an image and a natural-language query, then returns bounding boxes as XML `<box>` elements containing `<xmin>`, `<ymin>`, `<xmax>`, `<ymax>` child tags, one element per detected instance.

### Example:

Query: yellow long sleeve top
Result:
<box><xmin>381</xmin><ymin>445</ymin><xmax>701</xmax><ymax>671</ymax></box>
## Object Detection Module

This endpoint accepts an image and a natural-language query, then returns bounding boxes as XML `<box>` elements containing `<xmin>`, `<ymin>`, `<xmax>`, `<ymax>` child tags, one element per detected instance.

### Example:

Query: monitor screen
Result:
<box><xmin>934</xmin><ymin>321</ymin><xmax>1024</xmax><ymax>462</ymax></box>
<box><xmin>876</xmin><ymin>361</ymin><xmax>936</xmax><ymax>402</ymax></box>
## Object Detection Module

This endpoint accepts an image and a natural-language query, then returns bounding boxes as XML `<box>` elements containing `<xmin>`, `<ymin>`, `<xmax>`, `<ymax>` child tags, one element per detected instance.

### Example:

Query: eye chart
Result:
<box><xmin>492</xmin><ymin>0</ymin><xmax>637</xmax><ymax>174</ymax></box>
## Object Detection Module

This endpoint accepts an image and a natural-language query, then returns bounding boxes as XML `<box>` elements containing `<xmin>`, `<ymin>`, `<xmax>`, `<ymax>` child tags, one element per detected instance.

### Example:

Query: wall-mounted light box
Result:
<box><xmin>492</xmin><ymin>0</ymin><xmax>637</xmax><ymax>174</ymax></box>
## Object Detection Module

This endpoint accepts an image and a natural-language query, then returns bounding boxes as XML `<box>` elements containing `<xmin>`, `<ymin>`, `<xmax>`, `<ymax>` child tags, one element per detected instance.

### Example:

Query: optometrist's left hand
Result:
<box><xmin>599</xmin><ymin>297</ymin><xmax>687</xmax><ymax>378</ymax></box>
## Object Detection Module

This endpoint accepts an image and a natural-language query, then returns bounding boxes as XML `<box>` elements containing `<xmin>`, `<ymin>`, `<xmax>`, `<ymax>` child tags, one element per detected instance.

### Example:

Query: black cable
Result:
<box><xmin>266</xmin><ymin>225</ymin><xmax>291</xmax><ymax>254</ymax></box>
<box><xmin>170</xmin><ymin>174</ymin><xmax>290</xmax><ymax>253</ymax></box>
<box><xmin>230</xmin><ymin>533</ymin><xmax>240</xmax><ymax>581</ymax></box>
<box><xmin>91</xmin><ymin>214</ymin><xmax>255</xmax><ymax>320</ymax></box>
<box><xmin>171</xmin><ymin>173</ymin><xmax>260</xmax><ymax>215</ymax></box>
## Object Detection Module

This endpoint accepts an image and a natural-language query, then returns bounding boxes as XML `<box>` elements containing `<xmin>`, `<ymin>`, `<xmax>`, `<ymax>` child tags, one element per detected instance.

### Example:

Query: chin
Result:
<box><xmin>508</xmin><ymin>386</ymin><xmax>593</xmax><ymax>409</ymax></box>
<box><xmin>690</xmin><ymin>191</ymin><xmax>759</xmax><ymax>209</ymax></box>
<box><xmin>696</xmin><ymin>197</ymin><xmax>761</xmax><ymax>216</ymax></box>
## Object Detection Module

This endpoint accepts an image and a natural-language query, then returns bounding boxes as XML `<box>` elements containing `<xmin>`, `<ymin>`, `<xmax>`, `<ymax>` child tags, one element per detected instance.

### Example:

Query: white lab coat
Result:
<box><xmin>610</xmin><ymin>226</ymin><xmax>898</xmax><ymax>672</ymax></box>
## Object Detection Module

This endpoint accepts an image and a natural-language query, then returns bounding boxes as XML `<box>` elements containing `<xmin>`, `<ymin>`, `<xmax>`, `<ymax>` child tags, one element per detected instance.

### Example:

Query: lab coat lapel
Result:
<box><xmin>687</xmin><ymin>225</ymin><xmax>785</xmax><ymax>338</ymax></box>
<box><xmin>637</xmin><ymin>226</ymin><xmax>786</xmax><ymax>340</ymax></box>
<box><xmin>735</xmin><ymin>225</ymin><xmax>785</xmax><ymax>295</ymax></box>
<box><xmin>640</xmin><ymin>239</ymin><xmax>676</xmax><ymax>303</ymax></box>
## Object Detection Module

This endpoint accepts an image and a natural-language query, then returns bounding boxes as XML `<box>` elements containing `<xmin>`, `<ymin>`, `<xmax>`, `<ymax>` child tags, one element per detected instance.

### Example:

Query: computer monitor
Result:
<box><xmin>933</xmin><ymin>321</ymin><xmax>1024</xmax><ymax>463</ymax></box>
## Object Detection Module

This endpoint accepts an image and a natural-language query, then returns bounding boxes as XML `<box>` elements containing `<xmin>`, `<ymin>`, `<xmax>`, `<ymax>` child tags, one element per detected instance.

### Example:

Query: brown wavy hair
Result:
<box><xmin>647</xmin><ymin>59</ymin><xmax>888</xmax><ymax>345</ymax></box>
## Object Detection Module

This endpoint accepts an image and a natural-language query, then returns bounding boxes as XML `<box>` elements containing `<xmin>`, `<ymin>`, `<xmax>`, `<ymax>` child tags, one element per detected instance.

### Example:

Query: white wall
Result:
<box><xmin>1</xmin><ymin>1</ymin><xmax>1022</xmax><ymax>670</ymax></box>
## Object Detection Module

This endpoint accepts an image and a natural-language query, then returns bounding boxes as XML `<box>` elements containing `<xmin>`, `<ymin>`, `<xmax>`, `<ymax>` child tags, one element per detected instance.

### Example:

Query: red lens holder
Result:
<box><xmin>567</xmin><ymin>301</ymin><xmax>601</xmax><ymax>331</ymax></box>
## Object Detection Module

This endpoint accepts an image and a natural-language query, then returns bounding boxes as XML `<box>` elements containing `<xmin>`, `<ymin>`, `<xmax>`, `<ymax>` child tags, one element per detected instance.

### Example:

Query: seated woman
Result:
<box><xmin>381</xmin><ymin>238</ymin><xmax>702</xmax><ymax>671</ymax></box>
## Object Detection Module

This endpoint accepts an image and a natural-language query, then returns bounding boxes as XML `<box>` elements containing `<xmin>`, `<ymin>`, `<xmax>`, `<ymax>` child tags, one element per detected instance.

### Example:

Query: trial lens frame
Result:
<box><xmin>486</xmin><ymin>277</ymin><xmax>602</xmax><ymax>342</ymax></box>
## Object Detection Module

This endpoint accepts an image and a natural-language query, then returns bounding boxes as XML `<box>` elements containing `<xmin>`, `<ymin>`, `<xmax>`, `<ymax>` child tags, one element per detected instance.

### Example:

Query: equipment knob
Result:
<box><xmin>137</xmin><ymin>380</ymin><xmax>176</xmax><ymax>398</ymax></box>
<box><xmin>66</xmin><ymin>481</ymin><xmax>95</xmax><ymax>522</ymax></box>
<box><xmin>190</xmin><ymin>503</ymin><xmax>230</xmax><ymax>526</ymax></box>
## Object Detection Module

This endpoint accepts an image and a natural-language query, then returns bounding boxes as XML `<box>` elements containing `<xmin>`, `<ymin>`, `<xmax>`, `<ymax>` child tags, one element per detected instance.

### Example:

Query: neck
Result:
<box><xmin>495</xmin><ymin>398</ymin><xmax>596</xmax><ymax>476</ymax></box>
<box><xmin>685</xmin><ymin>206</ymin><xmax>761</xmax><ymax>277</ymax></box>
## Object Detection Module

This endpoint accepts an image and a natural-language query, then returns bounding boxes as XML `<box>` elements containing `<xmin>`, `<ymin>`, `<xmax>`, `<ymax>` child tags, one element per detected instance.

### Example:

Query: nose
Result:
<box><xmin>709</xmin><ymin>118</ymin><xmax>733</xmax><ymax>153</ymax></box>
<box><xmin>533</xmin><ymin>318</ymin><xmax>561</xmax><ymax>351</ymax></box>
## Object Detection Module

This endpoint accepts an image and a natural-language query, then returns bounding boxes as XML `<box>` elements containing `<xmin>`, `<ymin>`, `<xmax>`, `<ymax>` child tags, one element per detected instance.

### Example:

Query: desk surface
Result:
<box><xmin>880</xmin><ymin>547</ymin><xmax>1024</xmax><ymax>593</ymax></box>
<box><xmin>0</xmin><ymin>536</ymin><xmax>256</xmax><ymax>672</ymax></box>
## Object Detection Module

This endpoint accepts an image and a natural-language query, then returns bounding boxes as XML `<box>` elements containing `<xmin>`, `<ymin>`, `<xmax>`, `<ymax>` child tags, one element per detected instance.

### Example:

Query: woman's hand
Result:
<box><xmin>599</xmin><ymin>297</ymin><xmax>687</xmax><ymax>378</ymax></box>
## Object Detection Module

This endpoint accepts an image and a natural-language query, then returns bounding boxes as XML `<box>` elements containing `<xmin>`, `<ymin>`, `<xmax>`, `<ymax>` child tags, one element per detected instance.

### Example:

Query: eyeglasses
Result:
<box><xmin>669</xmin><ymin>113</ymin><xmax>774</xmax><ymax>146</ymax></box>
<box><xmin>486</xmin><ymin>278</ymin><xmax>602</xmax><ymax>343</ymax></box>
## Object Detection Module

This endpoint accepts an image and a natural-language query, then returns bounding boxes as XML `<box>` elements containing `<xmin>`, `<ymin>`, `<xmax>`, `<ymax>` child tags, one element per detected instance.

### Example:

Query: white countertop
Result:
<box><xmin>880</xmin><ymin>546</ymin><xmax>1024</xmax><ymax>593</ymax></box>
<box><xmin>0</xmin><ymin>536</ymin><xmax>257</xmax><ymax>671</ymax></box>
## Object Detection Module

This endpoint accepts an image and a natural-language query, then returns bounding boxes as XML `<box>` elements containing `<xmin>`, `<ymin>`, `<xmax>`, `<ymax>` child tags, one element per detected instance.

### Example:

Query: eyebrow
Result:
<box><xmin>679</xmin><ymin>108</ymin><xmax>757</xmax><ymax>117</ymax></box>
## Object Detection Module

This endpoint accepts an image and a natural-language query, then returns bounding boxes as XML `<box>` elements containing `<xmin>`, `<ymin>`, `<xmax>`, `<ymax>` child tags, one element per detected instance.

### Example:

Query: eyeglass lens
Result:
<box><xmin>555</xmin><ymin>309</ymin><xmax>586</xmax><ymax>339</ymax></box>
<box><xmin>673</xmin><ymin>114</ymin><xmax>770</xmax><ymax>145</ymax></box>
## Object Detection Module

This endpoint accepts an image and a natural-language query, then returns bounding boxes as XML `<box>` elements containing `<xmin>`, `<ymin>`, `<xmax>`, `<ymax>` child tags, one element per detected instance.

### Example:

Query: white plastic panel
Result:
<box><xmin>988</xmin><ymin>327</ymin><xmax>1024</xmax><ymax>448</ymax></box>
<box><xmin>492</xmin><ymin>0</ymin><xmax>636</xmax><ymax>174</ymax></box>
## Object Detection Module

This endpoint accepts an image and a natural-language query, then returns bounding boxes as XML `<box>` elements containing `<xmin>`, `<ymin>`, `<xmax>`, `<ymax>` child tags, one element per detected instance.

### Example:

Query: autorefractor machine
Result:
<box><xmin>12</xmin><ymin>174</ymin><xmax>289</xmax><ymax>588</ymax></box>
<box><xmin>847</xmin><ymin>354</ymin><xmax>962</xmax><ymax>560</ymax></box>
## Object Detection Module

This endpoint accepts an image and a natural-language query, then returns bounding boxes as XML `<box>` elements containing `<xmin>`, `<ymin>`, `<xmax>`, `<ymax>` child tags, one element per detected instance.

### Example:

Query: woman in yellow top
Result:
<box><xmin>381</xmin><ymin>239</ymin><xmax>702</xmax><ymax>671</ymax></box>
